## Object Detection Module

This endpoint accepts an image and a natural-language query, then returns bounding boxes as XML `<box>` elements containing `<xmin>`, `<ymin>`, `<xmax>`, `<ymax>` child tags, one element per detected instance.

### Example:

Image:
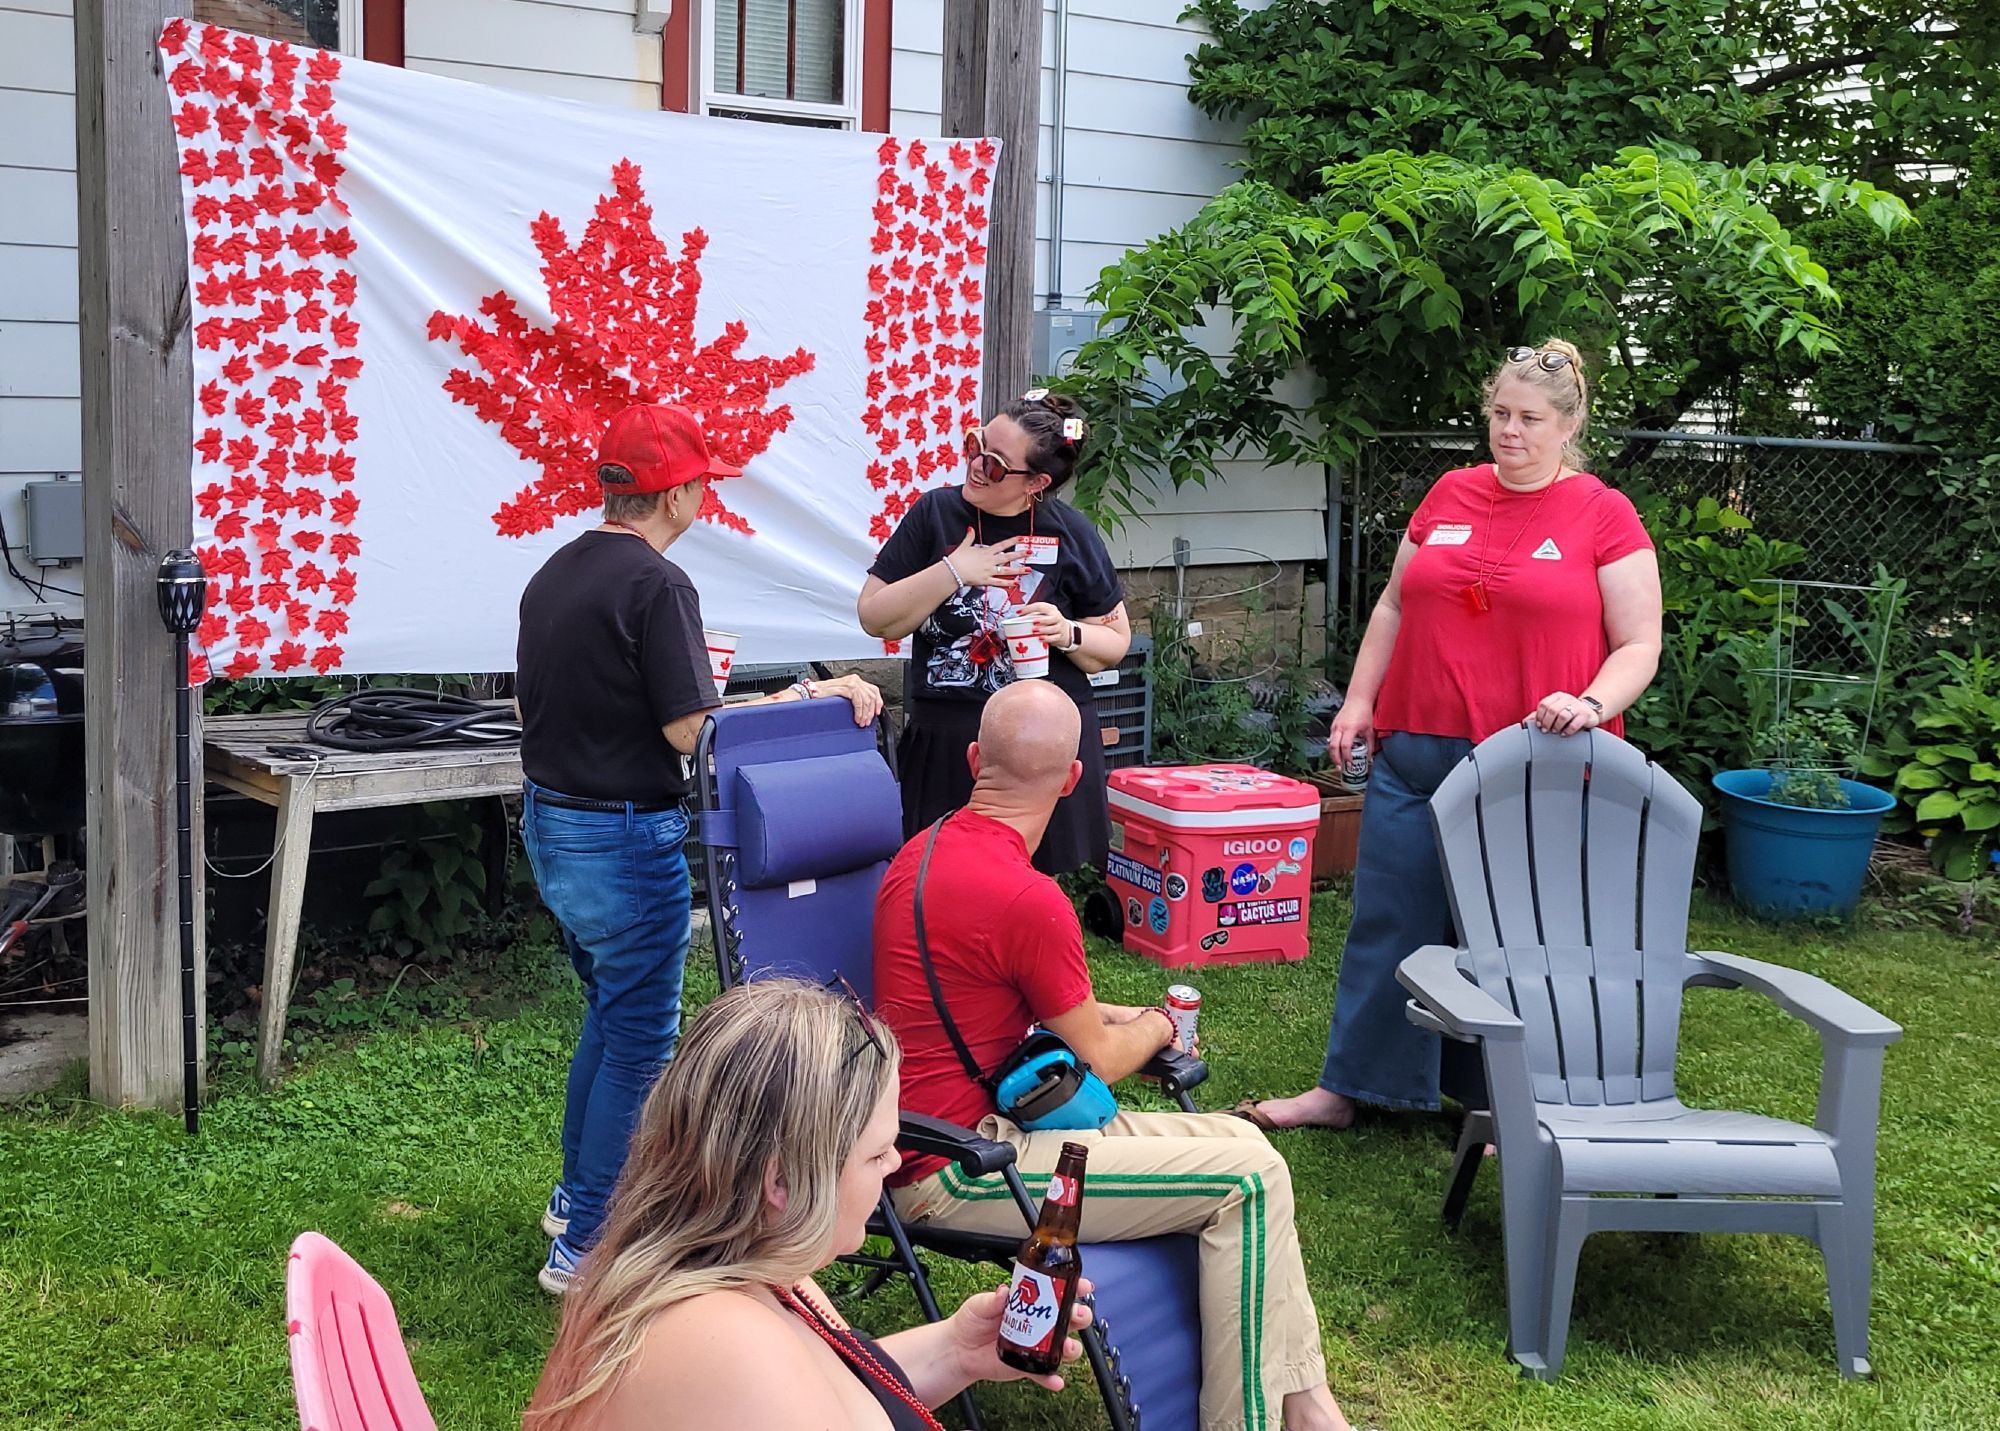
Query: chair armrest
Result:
<box><xmin>1687</xmin><ymin>951</ymin><xmax>1903</xmax><ymax>1048</ymax></box>
<box><xmin>1142</xmin><ymin>1047</ymin><xmax>1210</xmax><ymax>1098</ymax></box>
<box><xmin>1396</xmin><ymin>945</ymin><xmax>1525</xmax><ymax>1041</ymax></box>
<box><xmin>897</xmin><ymin>1112</ymin><xmax>1017</xmax><ymax>1177</ymax></box>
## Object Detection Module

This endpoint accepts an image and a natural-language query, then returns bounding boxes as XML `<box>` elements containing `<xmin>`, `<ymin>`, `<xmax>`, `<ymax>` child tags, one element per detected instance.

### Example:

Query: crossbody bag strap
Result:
<box><xmin>912</xmin><ymin>816</ymin><xmax>994</xmax><ymax>1092</ymax></box>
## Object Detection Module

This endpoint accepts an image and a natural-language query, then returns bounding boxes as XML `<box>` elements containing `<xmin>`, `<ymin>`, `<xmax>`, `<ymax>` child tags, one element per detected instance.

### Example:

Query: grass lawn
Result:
<box><xmin>2</xmin><ymin>892</ymin><xmax>1996</xmax><ymax>1429</ymax></box>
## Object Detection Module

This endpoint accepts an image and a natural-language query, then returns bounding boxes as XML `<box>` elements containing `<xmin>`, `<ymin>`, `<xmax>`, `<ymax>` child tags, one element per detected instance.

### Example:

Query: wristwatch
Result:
<box><xmin>1579</xmin><ymin>695</ymin><xmax>1604</xmax><ymax>715</ymax></box>
<box><xmin>1067</xmin><ymin>622</ymin><xmax>1083</xmax><ymax>652</ymax></box>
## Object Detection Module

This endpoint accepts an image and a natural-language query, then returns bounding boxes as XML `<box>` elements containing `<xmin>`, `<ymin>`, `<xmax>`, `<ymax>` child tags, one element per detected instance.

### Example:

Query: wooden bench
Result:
<box><xmin>203</xmin><ymin>709</ymin><xmax>522</xmax><ymax>1086</ymax></box>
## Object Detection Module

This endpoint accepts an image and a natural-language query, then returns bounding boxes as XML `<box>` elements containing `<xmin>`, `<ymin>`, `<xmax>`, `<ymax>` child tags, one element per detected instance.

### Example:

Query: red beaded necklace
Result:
<box><xmin>775</xmin><ymin>1284</ymin><xmax>945</xmax><ymax>1431</ymax></box>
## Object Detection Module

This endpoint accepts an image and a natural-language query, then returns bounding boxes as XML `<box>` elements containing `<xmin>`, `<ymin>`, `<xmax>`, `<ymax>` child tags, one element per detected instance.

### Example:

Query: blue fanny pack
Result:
<box><xmin>913</xmin><ymin>819</ymin><xmax>1118</xmax><ymax>1133</ymax></box>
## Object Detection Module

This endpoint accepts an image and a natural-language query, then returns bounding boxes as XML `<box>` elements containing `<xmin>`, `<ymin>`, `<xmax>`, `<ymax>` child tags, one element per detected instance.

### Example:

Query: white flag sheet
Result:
<box><xmin>157</xmin><ymin>21</ymin><xmax>996</xmax><ymax>678</ymax></box>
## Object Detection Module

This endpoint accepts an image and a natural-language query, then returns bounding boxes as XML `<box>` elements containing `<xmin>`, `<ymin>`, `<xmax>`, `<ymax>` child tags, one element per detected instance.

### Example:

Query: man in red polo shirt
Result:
<box><xmin>872</xmin><ymin>681</ymin><xmax>1351</xmax><ymax>1431</ymax></box>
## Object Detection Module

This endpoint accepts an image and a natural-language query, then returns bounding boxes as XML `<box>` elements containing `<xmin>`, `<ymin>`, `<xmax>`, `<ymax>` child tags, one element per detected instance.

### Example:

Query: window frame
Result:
<box><xmin>695</xmin><ymin>0</ymin><xmax>865</xmax><ymax>130</ymax></box>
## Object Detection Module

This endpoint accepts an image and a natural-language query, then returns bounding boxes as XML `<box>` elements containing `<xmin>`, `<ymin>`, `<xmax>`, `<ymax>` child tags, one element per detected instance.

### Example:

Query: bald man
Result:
<box><xmin>871</xmin><ymin>683</ymin><xmax>1351</xmax><ymax>1431</ymax></box>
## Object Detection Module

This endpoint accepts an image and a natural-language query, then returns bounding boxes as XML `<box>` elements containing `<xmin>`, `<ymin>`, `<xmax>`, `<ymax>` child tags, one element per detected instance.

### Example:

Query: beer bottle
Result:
<box><xmin>997</xmin><ymin>1142</ymin><xmax>1088</xmax><ymax>1375</ymax></box>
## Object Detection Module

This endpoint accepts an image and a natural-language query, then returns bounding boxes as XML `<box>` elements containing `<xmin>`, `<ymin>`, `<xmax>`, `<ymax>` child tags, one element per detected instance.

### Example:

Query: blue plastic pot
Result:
<box><xmin>1712</xmin><ymin>769</ymin><xmax>1898</xmax><ymax>920</ymax></box>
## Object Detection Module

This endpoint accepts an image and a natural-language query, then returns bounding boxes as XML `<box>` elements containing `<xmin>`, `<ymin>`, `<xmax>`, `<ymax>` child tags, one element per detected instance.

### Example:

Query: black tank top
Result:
<box><xmin>843</xmin><ymin>1329</ymin><xmax>932</xmax><ymax>1431</ymax></box>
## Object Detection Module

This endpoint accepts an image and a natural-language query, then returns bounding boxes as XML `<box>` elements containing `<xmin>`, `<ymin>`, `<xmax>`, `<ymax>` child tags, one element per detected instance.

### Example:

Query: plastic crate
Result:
<box><xmin>1089</xmin><ymin>633</ymin><xmax>1152</xmax><ymax>772</ymax></box>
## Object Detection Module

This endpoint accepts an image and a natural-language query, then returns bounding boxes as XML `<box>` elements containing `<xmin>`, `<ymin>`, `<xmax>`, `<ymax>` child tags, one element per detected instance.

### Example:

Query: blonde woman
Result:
<box><xmin>525</xmin><ymin>978</ymin><xmax>1091</xmax><ymax>1430</ymax></box>
<box><xmin>1242</xmin><ymin>339</ymin><xmax>1663</xmax><ymax>1132</ymax></box>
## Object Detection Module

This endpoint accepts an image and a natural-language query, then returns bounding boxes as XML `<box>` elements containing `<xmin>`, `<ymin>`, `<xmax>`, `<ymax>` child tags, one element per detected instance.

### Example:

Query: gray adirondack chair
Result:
<box><xmin>1396</xmin><ymin>723</ymin><xmax>1901</xmax><ymax>1380</ymax></box>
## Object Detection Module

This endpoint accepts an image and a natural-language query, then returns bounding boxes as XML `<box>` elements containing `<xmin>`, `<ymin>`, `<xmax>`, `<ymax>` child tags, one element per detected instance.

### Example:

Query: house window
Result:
<box><xmin>701</xmin><ymin>0</ymin><xmax>861</xmax><ymax>129</ymax></box>
<box><xmin>192</xmin><ymin>0</ymin><xmax>359</xmax><ymax>53</ymax></box>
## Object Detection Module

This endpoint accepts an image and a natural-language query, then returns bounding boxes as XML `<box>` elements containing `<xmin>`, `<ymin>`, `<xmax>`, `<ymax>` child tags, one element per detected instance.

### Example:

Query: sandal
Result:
<box><xmin>1229</xmin><ymin>1099</ymin><xmax>1283</xmax><ymax>1134</ymax></box>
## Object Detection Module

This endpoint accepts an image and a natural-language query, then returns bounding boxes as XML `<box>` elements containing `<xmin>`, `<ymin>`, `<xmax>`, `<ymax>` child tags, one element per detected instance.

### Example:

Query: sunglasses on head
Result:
<box><xmin>963</xmin><ymin>427</ymin><xmax>1035</xmax><ymax>484</ymax></box>
<box><xmin>824</xmin><ymin>972</ymin><xmax>888</xmax><ymax>1070</ymax></box>
<box><xmin>1507</xmin><ymin>346</ymin><xmax>1575</xmax><ymax>373</ymax></box>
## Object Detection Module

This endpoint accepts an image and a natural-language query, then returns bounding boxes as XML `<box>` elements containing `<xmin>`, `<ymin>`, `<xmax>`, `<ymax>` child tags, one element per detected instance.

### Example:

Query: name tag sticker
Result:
<box><xmin>1020</xmin><ymin>535</ymin><xmax>1061</xmax><ymax>565</ymax></box>
<box><xmin>1426</xmin><ymin>524</ymin><xmax>1473</xmax><ymax>546</ymax></box>
<box><xmin>787</xmin><ymin>879</ymin><xmax>817</xmax><ymax>899</ymax></box>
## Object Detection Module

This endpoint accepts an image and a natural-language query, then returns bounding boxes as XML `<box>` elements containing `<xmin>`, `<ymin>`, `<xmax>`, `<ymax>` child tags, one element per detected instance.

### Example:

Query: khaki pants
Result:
<box><xmin>891</xmin><ymin>1109</ymin><xmax>1327</xmax><ymax>1431</ymax></box>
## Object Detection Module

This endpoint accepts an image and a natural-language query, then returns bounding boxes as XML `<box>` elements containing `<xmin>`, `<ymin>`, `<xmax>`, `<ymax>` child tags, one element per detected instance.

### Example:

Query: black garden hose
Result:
<box><xmin>304</xmin><ymin>688</ymin><xmax>521</xmax><ymax>752</ymax></box>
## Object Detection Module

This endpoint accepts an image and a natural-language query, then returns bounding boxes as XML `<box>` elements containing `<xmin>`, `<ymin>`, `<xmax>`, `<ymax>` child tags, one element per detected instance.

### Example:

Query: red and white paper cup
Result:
<box><xmin>704</xmin><ymin>629</ymin><xmax>740</xmax><ymax>698</ymax></box>
<box><xmin>1001</xmin><ymin>615</ymin><xmax>1049</xmax><ymax>679</ymax></box>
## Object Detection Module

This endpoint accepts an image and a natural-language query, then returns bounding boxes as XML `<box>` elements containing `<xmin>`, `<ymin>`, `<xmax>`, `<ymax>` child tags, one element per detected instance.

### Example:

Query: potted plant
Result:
<box><xmin>1712</xmin><ymin>709</ymin><xmax>1898</xmax><ymax>919</ymax></box>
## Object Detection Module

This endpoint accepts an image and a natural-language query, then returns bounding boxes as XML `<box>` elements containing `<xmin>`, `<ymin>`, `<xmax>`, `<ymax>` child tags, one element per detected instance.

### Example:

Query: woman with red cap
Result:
<box><xmin>858</xmin><ymin>392</ymin><xmax>1130</xmax><ymax>875</ymax></box>
<box><xmin>517</xmin><ymin>402</ymin><xmax>881</xmax><ymax>1296</ymax></box>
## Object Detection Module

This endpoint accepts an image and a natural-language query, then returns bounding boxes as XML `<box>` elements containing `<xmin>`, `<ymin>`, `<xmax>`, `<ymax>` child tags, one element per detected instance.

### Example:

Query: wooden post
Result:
<box><xmin>75</xmin><ymin>0</ymin><xmax>203</xmax><ymax>1108</ymax></box>
<box><xmin>942</xmin><ymin>0</ymin><xmax>1042</xmax><ymax>407</ymax></box>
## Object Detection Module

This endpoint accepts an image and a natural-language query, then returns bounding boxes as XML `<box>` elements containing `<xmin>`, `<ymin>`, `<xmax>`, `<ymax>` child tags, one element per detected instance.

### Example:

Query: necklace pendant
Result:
<box><xmin>1463</xmin><ymin>580</ymin><xmax>1491</xmax><ymax>614</ymax></box>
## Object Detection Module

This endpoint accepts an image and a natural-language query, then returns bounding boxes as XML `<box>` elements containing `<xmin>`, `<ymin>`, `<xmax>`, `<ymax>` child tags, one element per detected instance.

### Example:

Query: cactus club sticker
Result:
<box><xmin>1217</xmin><ymin>897</ymin><xmax>1302</xmax><ymax>927</ymax></box>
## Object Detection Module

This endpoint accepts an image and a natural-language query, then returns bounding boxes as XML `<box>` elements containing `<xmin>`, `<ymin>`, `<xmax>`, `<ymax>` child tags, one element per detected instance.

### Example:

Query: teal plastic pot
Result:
<box><xmin>1712</xmin><ymin>769</ymin><xmax>1897</xmax><ymax>920</ymax></box>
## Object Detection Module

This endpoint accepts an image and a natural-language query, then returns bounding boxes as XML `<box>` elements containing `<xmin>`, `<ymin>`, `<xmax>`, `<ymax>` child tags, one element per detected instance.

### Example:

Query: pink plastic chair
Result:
<box><xmin>285</xmin><ymin>1232</ymin><xmax>438</xmax><ymax>1431</ymax></box>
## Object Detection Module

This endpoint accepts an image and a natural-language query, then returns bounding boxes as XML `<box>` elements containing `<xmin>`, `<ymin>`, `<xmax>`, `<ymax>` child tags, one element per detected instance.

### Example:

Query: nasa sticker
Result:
<box><xmin>1164</xmin><ymin>873</ymin><xmax>1187</xmax><ymax>902</ymax></box>
<box><xmin>1228</xmin><ymin>862</ymin><xmax>1260</xmax><ymax>897</ymax></box>
<box><xmin>1201</xmin><ymin>867</ymin><xmax>1227</xmax><ymax>903</ymax></box>
<box><xmin>1126</xmin><ymin>896</ymin><xmax>1143</xmax><ymax>927</ymax></box>
<box><xmin>1148</xmin><ymin>897</ymin><xmax>1171</xmax><ymax>935</ymax></box>
<box><xmin>1288</xmin><ymin>836</ymin><xmax>1308</xmax><ymax>861</ymax></box>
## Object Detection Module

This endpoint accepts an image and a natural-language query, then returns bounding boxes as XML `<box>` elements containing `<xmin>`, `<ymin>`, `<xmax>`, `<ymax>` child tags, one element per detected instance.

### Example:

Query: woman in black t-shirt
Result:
<box><xmin>859</xmin><ymin>392</ymin><xmax>1129</xmax><ymax>874</ymax></box>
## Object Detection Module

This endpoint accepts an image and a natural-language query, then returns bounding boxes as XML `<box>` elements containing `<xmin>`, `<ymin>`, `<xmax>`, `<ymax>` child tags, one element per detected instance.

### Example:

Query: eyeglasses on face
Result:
<box><xmin>824</xmin><ymin>972</ymin><xmax>888</xmax><ymax>1069</ymax></box>
<box><xmin>963</xmin><ymin>427</ymin><xmax>1035</xmax><ymax>484</ymax></box>
<box><xmin>1507</xmin><ymin>346</ymin><xmax>1575</xmax><ymax>373</ymax></box>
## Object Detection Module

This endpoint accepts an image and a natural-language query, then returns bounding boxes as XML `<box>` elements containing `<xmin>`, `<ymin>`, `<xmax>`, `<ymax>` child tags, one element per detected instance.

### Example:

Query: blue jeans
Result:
<box><xmin>521</xmin><ymin>780</ymin><xmax>692</xmax><ymax>1249</ymax></box>
<box><xmin>1319</xmin><ymin>733</ymin><xmax>1476</xmax><ymax>1112</ymax></box>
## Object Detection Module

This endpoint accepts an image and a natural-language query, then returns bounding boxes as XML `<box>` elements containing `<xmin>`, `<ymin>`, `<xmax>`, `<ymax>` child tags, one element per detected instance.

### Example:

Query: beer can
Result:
<box><xmin>1164</xmin><ymin>985</ymin><xmax>1201</xmax><ymax>1049</ymax></box>
<box><xmin>1344</xmin><ymin>737</ymin><xmax>1372</xmax><ymax>783</ymax></box>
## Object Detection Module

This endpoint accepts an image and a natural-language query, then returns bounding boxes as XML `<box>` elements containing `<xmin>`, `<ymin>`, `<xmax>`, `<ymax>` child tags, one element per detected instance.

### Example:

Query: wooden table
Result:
<box><xmin>203</xmin><ymin>708</ymin><xmax>523</xmax><ymax>1086</ymax></box>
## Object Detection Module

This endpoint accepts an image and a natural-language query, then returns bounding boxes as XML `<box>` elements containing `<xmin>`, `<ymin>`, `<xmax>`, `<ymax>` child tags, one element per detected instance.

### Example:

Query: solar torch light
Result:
<box><xmin>156</xmin><ymin>549</ymin><xmax>208</xmax><ymax>1135</ymax></box>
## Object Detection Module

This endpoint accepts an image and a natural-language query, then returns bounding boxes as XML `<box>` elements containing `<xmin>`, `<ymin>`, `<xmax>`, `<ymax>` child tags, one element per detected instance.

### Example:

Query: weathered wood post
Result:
<box><xmin>942</xmin><ymin>0</ymin><xmax>1042</xmax><ymax>407</ymax></box>
<box><xmin>75</xmin><ymin>0</ymin><xmax>204</xmax><ymax>1108</ymax></box>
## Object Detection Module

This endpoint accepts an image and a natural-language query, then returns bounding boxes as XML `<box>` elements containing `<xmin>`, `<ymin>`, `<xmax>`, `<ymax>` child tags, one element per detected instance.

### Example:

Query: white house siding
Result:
<box><xmin>890</xmin><ymin>0</ymin><xmax>1326</xmax><ymax>571</ymax></box>
<box><xmin>404</xmin><ymin>0</ymin><xmax>663</xmax><ymax>108</ymax></box>
<box><xmin>0</xmin><ymin>0</ymin><xmax>82</xmax><ymax>614</ymax></box>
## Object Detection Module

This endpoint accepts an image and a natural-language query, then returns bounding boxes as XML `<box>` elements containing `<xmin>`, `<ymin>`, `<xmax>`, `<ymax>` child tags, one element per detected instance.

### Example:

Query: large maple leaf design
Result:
<box><xmin>427</xmin><ymin>159</ymin><xmax>816</xmax><ymax>537</ymax></box>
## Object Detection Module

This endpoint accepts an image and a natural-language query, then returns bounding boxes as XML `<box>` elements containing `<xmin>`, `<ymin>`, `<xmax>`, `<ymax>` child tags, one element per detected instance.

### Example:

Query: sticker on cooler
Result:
<box><xmin>1020</xmin><ymin>534</ymin><xmax>1061</xmax><ymax>565</ymax></box>
<box><xmin>1218</xmin><ymin>897</ymin><xmax>1302</xmax><ymax>927</ymax></box>
<box><xmin>999</xmin><ymin>1264</ymin><xmax>1070</xmax><ymax>1356</ymax></box>
<box><xmin>1106</xmin><ymin>851</ymin><xmax>1162</xmax><ymax>895</ymax></box>
<box><xmin>1426</xmin><ymin>523</ymin><xmax>1473</xmax><ymax>546</ymax></box>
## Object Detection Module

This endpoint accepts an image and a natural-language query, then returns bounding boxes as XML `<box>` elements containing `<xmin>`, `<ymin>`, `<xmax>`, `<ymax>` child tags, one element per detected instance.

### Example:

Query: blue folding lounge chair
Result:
<box><xmin>695</xmin><ymin>699</ymin><xmax>1209</xmax><ymax>1431</ymax></box>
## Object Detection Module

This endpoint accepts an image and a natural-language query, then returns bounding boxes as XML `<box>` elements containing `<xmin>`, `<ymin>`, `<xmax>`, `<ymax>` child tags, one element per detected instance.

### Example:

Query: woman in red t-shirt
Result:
<box><xmin>1240</xmin><ymin>339</ymin><xmax>1663</xmax><ymax>1130</ymax></box>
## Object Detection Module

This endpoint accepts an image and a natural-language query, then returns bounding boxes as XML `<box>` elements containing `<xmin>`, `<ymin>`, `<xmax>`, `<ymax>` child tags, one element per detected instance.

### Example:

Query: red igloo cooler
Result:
<box><xmin>1104</xmin><ymin>764</ymin><xmax>1321</xmax><ymax>968</ymax></box>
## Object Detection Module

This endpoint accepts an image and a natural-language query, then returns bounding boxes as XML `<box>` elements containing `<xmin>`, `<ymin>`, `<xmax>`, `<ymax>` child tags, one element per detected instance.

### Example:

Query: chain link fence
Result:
<box><xmin>1331</xmin><ymin>430</ymin><xmax>1966</xmax><ymax>645</ymax></box>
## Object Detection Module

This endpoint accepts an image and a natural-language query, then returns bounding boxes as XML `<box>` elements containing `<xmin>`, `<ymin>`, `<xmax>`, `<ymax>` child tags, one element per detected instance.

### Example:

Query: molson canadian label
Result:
<box><xmin>997</xmin><ymin>1173</ymin><xmax>1080</xmax><ymax>1356</ymax></box>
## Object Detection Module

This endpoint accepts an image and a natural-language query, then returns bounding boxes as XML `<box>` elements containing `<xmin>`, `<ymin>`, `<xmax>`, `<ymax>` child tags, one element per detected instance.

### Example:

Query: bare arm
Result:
<box><xmin>1532</xmin><ymin>547</ymin><xmax>1664</xmax><ymax>735</ymax></box>
<box><xmin>858</xmin><ymin>532</ymin><xmax>1028</xmax><ymax>640</ymax></box>
<box><xmin>661</xmin><ymin>674</ymin><xmax>886</xmax><ymax>755</ymax></box>
<box><xmin>1582</xmin><ymin>548</ymin><xmax>1663</xmax><ymax>716</ymax></box>
<box><xmin>1042</xmin><ymin>995</ymin><xmax>1174</xmax><ymax>1085</ymax></box>
<box><xmin>1326</xmin><ymin>535</ymin><xmax>1418</xmax><ymax>757</ymax></box>
<box><xmin>1056</xmin><ymin>602</ymin><xmax>1132</xmax><ymax>675</ymax></box>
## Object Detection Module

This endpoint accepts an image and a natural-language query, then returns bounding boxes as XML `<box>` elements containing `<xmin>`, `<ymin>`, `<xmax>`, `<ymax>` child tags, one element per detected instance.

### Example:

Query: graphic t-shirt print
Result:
<box><xmin>921</xmin><ymin>566</ymin><xmax>1046</xmax><ymax>694</ymax></box>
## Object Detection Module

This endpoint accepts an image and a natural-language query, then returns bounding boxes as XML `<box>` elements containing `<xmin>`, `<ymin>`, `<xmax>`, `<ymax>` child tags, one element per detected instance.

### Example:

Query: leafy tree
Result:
<box><xmin>1055</xmin><ymin>0</ymin><xmax>1955</xmax><ymax>520</ymax></box>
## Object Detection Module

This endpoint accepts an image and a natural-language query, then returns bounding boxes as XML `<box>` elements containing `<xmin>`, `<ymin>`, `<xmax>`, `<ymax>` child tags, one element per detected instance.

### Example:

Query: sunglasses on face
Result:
<box><xmin>963</xmin><ymin>428</ymin><xmax>1034</xmax><ymax>484</ymax></box>
<box><xmin>824</xmin><ymin>972</ymin><xmax>888</xmax><ymax>1070</ymax></box>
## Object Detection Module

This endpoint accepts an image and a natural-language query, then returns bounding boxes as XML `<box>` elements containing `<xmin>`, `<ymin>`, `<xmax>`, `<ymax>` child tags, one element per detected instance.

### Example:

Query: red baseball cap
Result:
<box><xmin>595</xmin><ymin>404</ymin><xmax>743</xmax><ymax>493</ymax></box>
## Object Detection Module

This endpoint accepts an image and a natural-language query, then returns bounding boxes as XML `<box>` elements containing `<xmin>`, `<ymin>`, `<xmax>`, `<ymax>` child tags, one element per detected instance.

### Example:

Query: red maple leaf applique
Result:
<box><xmin>427</xmin><ymin>161</ymin><xmax>816</xmax><ymax>538</ymax></box>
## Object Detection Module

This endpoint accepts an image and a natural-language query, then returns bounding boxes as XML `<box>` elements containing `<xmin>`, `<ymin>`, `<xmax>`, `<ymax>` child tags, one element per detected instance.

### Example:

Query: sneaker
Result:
<box><xmin>541</xmin><ymin>1184</ymin><xmax>572</xmax><ymax>1239</ymax></box>
<box><xmin>539</xmin><ymin>1236</ymin><xmax>582</xmax><ymax>1297</ymax></box>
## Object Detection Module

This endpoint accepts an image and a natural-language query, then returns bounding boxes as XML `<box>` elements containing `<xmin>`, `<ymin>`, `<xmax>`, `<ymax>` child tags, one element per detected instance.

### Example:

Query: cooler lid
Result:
<box><xmin>1108</xmin><ymin>764</ymin><xmax>1321</xmax><ymax>825</ymax></box>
